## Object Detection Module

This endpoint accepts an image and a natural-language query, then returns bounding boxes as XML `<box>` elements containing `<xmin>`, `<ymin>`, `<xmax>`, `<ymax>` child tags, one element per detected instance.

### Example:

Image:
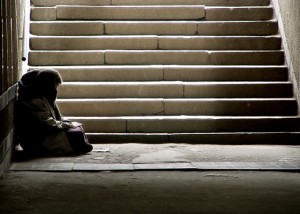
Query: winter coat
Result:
<box><xmin>16</xmin><ymin>70</ymin><xmax>73</xmax><ymax>154</ymax></box>
<box><xmin>17</xmin><ymin>96</ymin><xmax>73</xmax><ymax>154</ymax></box>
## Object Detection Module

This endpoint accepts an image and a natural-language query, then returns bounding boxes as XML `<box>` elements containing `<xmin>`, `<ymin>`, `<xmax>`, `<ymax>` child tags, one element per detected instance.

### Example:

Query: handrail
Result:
<box><xmin>21</xmin><ymin>0</ymin><xmax>30</xmax><ymax>75</ymax></box>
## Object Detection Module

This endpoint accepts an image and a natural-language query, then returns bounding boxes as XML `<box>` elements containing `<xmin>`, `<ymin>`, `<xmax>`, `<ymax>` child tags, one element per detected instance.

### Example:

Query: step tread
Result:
<box><xmin>29</xmin><ymin>50</ymin><xmax>284</xmax><ymax>52</ymax></box>
<box><xmin>66</xmin><ymin>115</ymin><xmax>300</xmax><ymax>119</ymax></box>
<box><xmin>30</xmin><ymin>20</ymin><xmax>278</xmax><ymax>36</ymax></box>
<box><xmin>30</xmin><ymin>65</ymin><xmax>288</xmax><ymax>68</ymax></box>
<box><xmin>86</xmin><ymin>132</ymin><xmax>300</xmax><ymax>144</ymax></box>
<box><xmin>29</xmin><ymin>50</ymin><xmax>285</xmax><ymax>66</ymax></box>
<box><xmin>30</xmin><ymin>65</ymin><xmax>288</xmax><ymax>82</ymax></box>
<box><xmin>30</xmin><ymin>20</ymin><xmax>277</xmax><ymax>23</ymax></box>
<box><xmin>56</xmin><ymin>92</ymin><xmax>298</xmax><ymax>117</ymax></box>
<box><xmin>61</xmin><ymin>81</ymin><xmax>291</xmax><ymax>84</ymax></box>
<box><xmin>205</xmin><ymin>6</ymin><xmax>273</xmax><ymax>21</ymax></box>
<box><xmin>30</xmin><ymin>5</ymin><xmax>273</xmax><ymax>21</ymax></box>
<box><xmin>57</xmin><ymin>98</ymin><xmax>296</xmax><ymax>101</ymax></box>
<box><xmin>31</xmin><ymin>35</ymin><xmax>281</xmax><ymax>38</ymax></box>
<box><xmin>59</xmin><ymin>82</ymin><xmax>293</xmax><ymax>99</ymax></box>
<box><xmin>30</xmin><ymin>35</ymin><xmax>281</xmax><ymax>51</ymax></box>
<box><xmin>31</xmin><ymin>0</ymin><xmax>271</xmax><ymax>6</ymax></box>
<box><xmin>111</xmin><ymin>0</ymin><xmax>271</xmax><ymax>6</ymax></box>
<box><xmin>67</xmin><ymin>116</ymin><xmax>300</xmax><ymax>133</ymax></box>
<box><xmin>55</xmin><ymin>5</ymin><xmax>206</xmax><ymax>20</ymax></box>
<box><xmin>57</xmin><ymin>98</ymin><xmax>297</xmax><ymax>117</ymax></box>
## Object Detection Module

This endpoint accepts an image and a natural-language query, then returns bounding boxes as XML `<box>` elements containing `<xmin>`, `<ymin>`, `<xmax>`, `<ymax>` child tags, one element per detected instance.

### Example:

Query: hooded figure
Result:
<box><xmin>17</xmin><ymin>69</ymin><xmax>93</xmax><ymax>155</ymax></box>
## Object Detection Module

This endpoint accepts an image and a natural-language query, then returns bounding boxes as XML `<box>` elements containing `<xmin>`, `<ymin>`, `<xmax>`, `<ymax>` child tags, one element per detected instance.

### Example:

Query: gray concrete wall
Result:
<box><xmin>273</xmin><ymin>0</ymin><xmax>300</xmax><ymax>93</ymax></box>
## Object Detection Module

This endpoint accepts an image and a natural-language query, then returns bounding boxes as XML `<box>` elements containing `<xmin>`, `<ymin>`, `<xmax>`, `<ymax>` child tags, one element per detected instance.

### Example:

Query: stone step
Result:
<box><xmin>30</xmin><ymin>36</ymin><xmax>281</xmax><ymax>50</ymax></box>
<box><xmin>30</xmin><ymin>65</ymin><xmax>288</xmax><ymax>82</ymax></box>
<box><xmin>56</xmin><ymin>98</ymin><xmax>297</xmax><ymax>116</ymax></box>
<box><xmin>87</xmin><ymin>132</ymin><xmax>300</xmax><ymax>144</ymax></box>
<box><xmin>65</xmin><ymin>116</ymin><xmax>300</xmax><ymax>133</ymax></box>
<box><xmin>58</xmin><ymin>82</ymin><xmax>293</xmax><ymax>98</ymax></box>
<box><xmin>27</xmin><ymin>0</ymin><xmax>300</xmax><ymax>145</ymax></box>
<box><xmin>31</xmin><ymin>0</ymin><xmax>270</xmax><ymax>7</ymax></box>
<box><xmin>29</xmin><ymin>50</ymin><xmax>284</xmax><ymax>66</ymax></box>
<box><xmin>206</xmin><ymin>7</ymin><xmax>273</xmax><ymax>21</ymax></box>
<box><xmin>30</xmin><ymin>21</ymin><xmax>278</xmax><ymax>36</ymax></box>
<box><xmin>104</xmin><ymin>21</ymin><xmax>278</xmax><ymax>36</ymax></box>
<box><xmin>111</xmin><ymin>0</ymin><xmax>271</xmax><ymax>6</ymax></box>
<box><xmin>30</xmin><ymin>6</ymin><xmax>205</xmax><ymax>21</ymax></box>
<box><xmin>159</xmin><ymin>36</ymin><xmax>281</xmax><ymax>50</ymax></box>
<box><xmin>30</xmin><ymin>6</ymin><xmax>271</xmax><ymax>21</ymax></box>
<box><xmin>31</xmin><ymin>0</ymin><xmax>111</xmax><ymax>6</ymax></box>
<box><xmin>30</xmin><ymin>36</ymin><xmax>158</xmax><ymax>50</ymax></box>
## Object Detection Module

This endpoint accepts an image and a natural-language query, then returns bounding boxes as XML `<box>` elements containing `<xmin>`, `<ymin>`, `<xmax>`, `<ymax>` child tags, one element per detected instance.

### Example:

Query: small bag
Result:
<box><xmin>65</xmin><ymin>126</ymin><xmax>93</xmax><ymax>153</ymax></box>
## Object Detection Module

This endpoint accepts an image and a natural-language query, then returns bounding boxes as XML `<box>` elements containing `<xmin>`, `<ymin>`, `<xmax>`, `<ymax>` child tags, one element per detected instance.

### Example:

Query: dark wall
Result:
<box><xmin>0</xmin><ymin>0</ymin><xmax>23</xmax><ymax>177</ymax></box>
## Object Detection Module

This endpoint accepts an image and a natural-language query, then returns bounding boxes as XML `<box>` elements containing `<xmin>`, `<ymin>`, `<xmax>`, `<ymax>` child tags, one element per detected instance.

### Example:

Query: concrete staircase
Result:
<box><xmin>28</xmin><ymin>0</ymin><xmax>300</xmax><ymax>143</ymax></box>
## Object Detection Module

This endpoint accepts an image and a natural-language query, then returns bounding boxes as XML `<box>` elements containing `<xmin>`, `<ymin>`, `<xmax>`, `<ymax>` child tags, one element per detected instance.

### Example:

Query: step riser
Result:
<box><xmin>112</xmin><ymin>0</ymin><xmax>271</xmax><ymax>6</ymax></box>
<box><xmin>30</xmin><ymin>21</ymin><xmax>278</xmax><ymax>36</ymax></box>
<box><xmin>57</xmin><ymin>100</ymin><xmax>297</xmax><ymax>116</ymax></box>
<box><xmin>31</xmin><ymin>22</ymin><xmax>105</xmax><ymax>36</ymax></box>
<box><xmin>31</xmin><ymin>0</ymin><xmax>270</xmax><ymax>7</ymax></box>
<box><xmin>206</xmin><ymin>7</ymin><xmax>273</xmax><ymax>21</ymax></box>
<box><xmin>66</xmin><ymin>117</ymin><xmax>300</xmax><ymax>133</ymax></box>
<box><xmin>58</xmin><ymin>83</ymin><xmax>293</xmax><ymax>98</ymax></box>
<box><xmin>49</xmin><ymin>6</ymin><xmax>205</xmax><ymax>20</ymax></box>
<box><xmin>87</xmin><ymin>133</ymin><xmax>300</xmax><ymax>144</ymax></box>
<box><xmin>162</xmin><ymin>66</ymin><xmax>288</xmax><ymax>82</ymax></box>
<box><xmin>31</xmin><ymin>66</ymin><xmax>287</xmax><ymax>82</ymax></box>
<box><xmin>31</xmin><ymin>7</ymin><xmax>271</xmax><ymax>21</ymax></box>
<box><xmin>31</xmin><ymin>0</ymin><xmax>111</xmax><ymax>6</ymax></box>
<box><xmin>31</xmin><ymin>37</ymin><xmax>281</xmax><ymax>51</ymax></box>
<box><xmin>29</xmin><ymin>51</ymin><xmax>285</xmax><ymax>66</ymax></box>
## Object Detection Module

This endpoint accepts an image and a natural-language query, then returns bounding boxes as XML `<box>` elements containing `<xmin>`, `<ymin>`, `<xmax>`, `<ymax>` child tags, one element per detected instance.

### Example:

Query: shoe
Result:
<box><xmin>74</xmin><ymin>143</ymin><xmax>93</xmax><ymax>154</ymax></box>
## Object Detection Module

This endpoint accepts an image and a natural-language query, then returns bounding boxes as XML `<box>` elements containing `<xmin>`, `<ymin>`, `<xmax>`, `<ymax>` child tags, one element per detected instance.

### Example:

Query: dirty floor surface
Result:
<box><xmin>12</xmin><ymin>143</ymin><xmax>300</xmax><ymax>164</ymax></box>
<box><xmin>1</xmin><ymin>144</ymin><xmax>300</xmax><ymax>214</ymax></box>
<box><xmin>1</xmin><ymin>171</ymin><xmax>300</xmax><ymax>214</ymax></box>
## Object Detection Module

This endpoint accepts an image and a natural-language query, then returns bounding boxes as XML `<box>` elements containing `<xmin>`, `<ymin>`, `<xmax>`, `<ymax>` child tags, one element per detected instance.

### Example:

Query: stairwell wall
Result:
<box><xmin>272</xmin><ymin>0</ymin><xmax>300</xmax><ymax>108</ymax></box>
<box><xmin>0</xmin><ymin>0</ymin><xmax>25</xmax><ymax>178</ymax></box>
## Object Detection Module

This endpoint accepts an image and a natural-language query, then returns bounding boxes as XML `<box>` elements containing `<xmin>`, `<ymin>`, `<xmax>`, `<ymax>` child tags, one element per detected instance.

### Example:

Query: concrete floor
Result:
<box><xmin>11</xmin><ymin>143</ymin><xmax>300</xmax><ymax>164</ymax></box>
<box><xmin>1</xmin><ymin>144</ymin><xmax>300</xmax><ymax>214</ymax></box>
<box><xmin>1</xmin><ymin>171</ymin><xmax>300</xmax><ymax>214</ymax></box>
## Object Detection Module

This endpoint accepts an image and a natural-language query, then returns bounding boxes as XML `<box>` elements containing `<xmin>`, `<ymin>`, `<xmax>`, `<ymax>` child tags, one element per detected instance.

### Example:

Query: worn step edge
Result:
<box><xmin>31</xmin><ymin>0</ymin><xmax>270</xmax><ymax>7</ymax></box>
<box><xmin>56</xmin><ymin>98</ymin><xmax>297</xmax><ymax>117</ymax></box>
<box><xmin>29</xmin><ymin>65</ymin><xmax>288</xmax><ymax>82</ymax></box>
<box><xmin>86</xmin><ymin>132</ymin><xmax>300</xmax><ymax>144</ymax></box>
<box><xmin>58</xmin><ymin>81</ymin><xmax>293</xmax><ymax>99</ymax></box>
<box><xmin>57</xmin><ymin>98</ymin><xmax>296</xmax><ymax>101</ymax></box>
<box><xmin>56</xmin><ymin>5</ymin><xmax>206</xmax><ymax>20</ymax></box>
<box><xmin>30</xmin><ymin>36</ymin><xmax>281</xmax><ymax>51</ymax></box>
<box><xmin>66</xmin><ymin>115</ymin><xmax>300</xmax><ymax>119</ymax></box>
<box><xmin>30</xmin><ymin>20</ymin><xmax>278</xmax><ymax>36</ymax></box>
<box><xmin>205</xmin><ymin>6</ymin><xmax>273</xmax><ymax>21</ymax></box>
<box><xmin>30</xmin><ymin>6</ymin><xmax>272</xmax><ymax>21</ymax></box>
<box><xmin>66</xmin><ymin>116</ymin><xmax>300</xmax><ymax>133</ymax></box>
<box><xmin>111</xmin><ymin>0</ymin><xmax>271</xmax><ymax>6</ymax></box>
<box><xmin>29</xmin><ymin>50</ymin><xmax>285</xmax><ymax>66</ymax></box>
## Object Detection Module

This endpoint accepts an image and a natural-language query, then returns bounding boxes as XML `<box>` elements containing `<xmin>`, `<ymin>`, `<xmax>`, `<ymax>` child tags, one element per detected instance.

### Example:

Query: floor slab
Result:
<box><xmin>1</xmin><ymin>171</ymin><xmax>300</xmax><ymax>214</ymax></box>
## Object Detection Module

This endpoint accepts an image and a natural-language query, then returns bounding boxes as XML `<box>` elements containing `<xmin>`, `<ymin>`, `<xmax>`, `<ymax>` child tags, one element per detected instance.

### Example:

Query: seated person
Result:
<box><xmin>17</xmin><ymin>68</ymin><xmax>93</xmax><ymax>155</ymax></box>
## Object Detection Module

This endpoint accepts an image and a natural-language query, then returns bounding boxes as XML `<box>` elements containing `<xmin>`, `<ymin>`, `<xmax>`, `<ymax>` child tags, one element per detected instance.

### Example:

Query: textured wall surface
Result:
<box><xmin>0</xmin><ymin>0</ymin><xmax>25</xmax><ymax>178</ymax></box>
<box><xmin>277</xmin><ymin>0</ymin><xmax>300</xmax><ymax>87</ymax></box>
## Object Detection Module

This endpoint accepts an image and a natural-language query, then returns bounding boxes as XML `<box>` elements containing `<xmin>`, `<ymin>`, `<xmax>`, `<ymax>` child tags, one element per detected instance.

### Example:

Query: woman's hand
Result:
<box><xmin>70</xmin><ymin>122</ymin><xmax>82</xmax><ymax>128</ymax></box>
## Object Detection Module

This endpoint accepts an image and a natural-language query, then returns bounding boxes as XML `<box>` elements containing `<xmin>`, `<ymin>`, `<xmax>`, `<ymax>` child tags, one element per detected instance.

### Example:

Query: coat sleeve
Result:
<box><xmin>22</xmin><ymin>98</ymin><xmax>72</xmax><ymax>130</ymax></box>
